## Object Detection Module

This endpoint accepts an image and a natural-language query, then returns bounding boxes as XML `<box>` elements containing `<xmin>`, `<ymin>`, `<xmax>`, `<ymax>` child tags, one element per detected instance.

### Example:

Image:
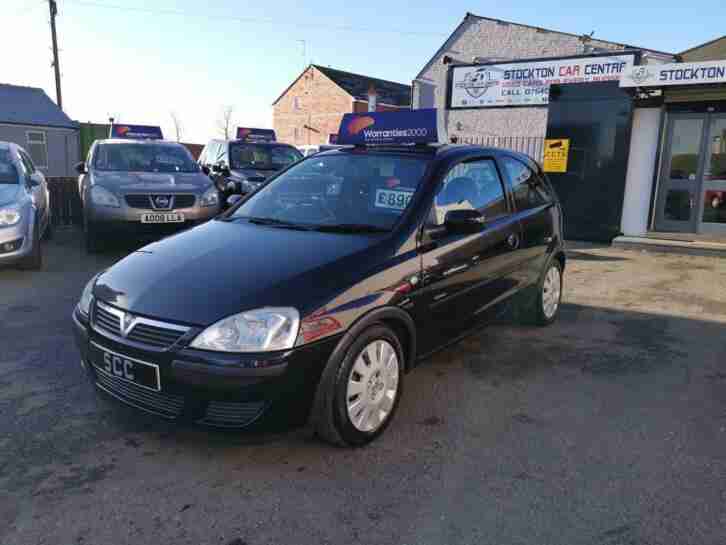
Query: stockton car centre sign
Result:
<box><xmin>620</xmin><ymin>60</ymin><xmax>726</xmax><ymax>87</ymax></box>
<box><xmin>449</xmin><ymin>54</ymin><xmax>636</xmax><ymax>108</ymax></box>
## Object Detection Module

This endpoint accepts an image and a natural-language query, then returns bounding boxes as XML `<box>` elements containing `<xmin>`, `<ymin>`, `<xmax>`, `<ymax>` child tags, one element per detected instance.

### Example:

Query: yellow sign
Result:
<box><xmin>543</xmin><ymin>139</ymin><xmax>570</xmax><ymax>173</ymax></box>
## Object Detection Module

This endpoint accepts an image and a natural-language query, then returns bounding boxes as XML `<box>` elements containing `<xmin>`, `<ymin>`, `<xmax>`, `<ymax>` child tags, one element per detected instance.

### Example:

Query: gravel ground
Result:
<box><xmin>1</xmin><ymin>229</ymin><xmax>725</xmax><ymax>545</ymax></box>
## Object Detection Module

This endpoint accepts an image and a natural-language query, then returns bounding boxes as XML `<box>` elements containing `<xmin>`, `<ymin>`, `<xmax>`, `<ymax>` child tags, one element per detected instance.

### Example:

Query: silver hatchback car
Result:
<box><xmin>77</xmin><ymin>138</ymin><xmax>221</xmax><ymax>252</ymax></box>
<box><xmin>0</xmin><ymin>142</ymin><xmax>51</xmax><ymax>270</ymax></box>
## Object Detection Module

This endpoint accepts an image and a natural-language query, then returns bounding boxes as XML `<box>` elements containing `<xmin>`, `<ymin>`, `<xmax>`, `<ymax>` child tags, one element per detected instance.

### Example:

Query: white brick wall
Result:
<box><xmin>414</xmin><ymin>16</ymin><xmax>625</xmax><ymax>140</ymax></box>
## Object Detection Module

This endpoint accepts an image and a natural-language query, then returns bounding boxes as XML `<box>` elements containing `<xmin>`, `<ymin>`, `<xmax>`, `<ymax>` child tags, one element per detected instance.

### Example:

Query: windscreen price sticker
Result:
<box><xmin>375</xmin><ymin>188</ymin><xmax>414</xmax><ymax>211</ymax></box>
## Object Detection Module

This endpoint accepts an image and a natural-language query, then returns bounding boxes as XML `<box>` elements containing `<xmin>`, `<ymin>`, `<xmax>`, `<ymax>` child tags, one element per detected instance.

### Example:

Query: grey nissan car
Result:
<box><xmin>0</xmin><ymin>141</ymin><xmax>51</xmax><ymax>270</ymax></box>
<box><xmin>76</xmin><ymin>126</ymin><xmax>221</xmax><ymax>252</ymax></box>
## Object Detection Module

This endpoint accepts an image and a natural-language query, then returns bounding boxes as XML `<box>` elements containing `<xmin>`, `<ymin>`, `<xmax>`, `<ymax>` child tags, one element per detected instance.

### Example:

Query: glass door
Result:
<box><xmin>699</xmin><ymin>115</ymin><xmax>726</xmax><ymax>234</ymax></box>
<box><xmin>654</xmin><ymin>115</ymin><xmax>705</xmax><ymax>233</ymax></box>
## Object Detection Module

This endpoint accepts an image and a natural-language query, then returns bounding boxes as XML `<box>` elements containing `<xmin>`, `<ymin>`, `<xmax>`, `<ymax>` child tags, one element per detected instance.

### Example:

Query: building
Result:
<box><xmin>0</xmin><ymin>83</ymin><xmax>79</xmax><ymax>177</ymax></box>
<box><xmin>412</xmin><ymin>12</ymin><xmax>673</xmax><ymax>142</ymax></box>
<box><xmin>273</xmin><ymin>65</ymin><xmax>411</xmax><ymax>147</ymax></box>
<box><xmin>619</xmin><ymin>36</ymin><xmax>726</xmax><ymax>240</ymax></box>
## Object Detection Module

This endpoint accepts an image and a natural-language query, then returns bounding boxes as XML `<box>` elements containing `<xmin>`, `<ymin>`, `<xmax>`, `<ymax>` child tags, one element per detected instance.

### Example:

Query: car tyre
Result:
<box><xmin>84</xmin><ymin>215</ymin><xmax>101</xmax><ymax>254</ymax></box>
<box><xmin>42</xmin><ymin>218</ymin><xmax>53</xmax><ymax>241</ymax></box>
<box><xmin>514</xmin><ymin>258</ymin><xmax>563</xmax><ymax>326</ymax></box>
<box><xmin>18</xmin><ymin>218</ymin><xmax>43</xmax><ymax>271</ymax></box>
<box><xmin>311</xmin><ymin>324</ymin><xmax>404</xmax><ymax>447</ymax></box>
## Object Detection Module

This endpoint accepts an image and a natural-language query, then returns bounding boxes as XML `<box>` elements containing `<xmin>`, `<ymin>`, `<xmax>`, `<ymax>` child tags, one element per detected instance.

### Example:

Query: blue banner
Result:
<box><xmin>337</xmin><ymin>109</ymin><xmax>438</xmax><ymax>146</ymax></box>
<box><xmin>236</xmin><ymin>128</ymin><xmax>276</xmax><ymax>142</ymax></box>
<box><xmin>110</xmin><ymin>124</ymin><xmax>163</xmax><ymax>140</ymax></box>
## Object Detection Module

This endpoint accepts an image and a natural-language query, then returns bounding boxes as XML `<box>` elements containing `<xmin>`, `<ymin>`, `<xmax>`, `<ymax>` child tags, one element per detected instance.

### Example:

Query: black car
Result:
<box><xmin>73</xmin><ymin>111</ymin><xmax>565</xmax><ymax>447</ymax></box>
<box><xmin>199</xmin><ymin>129</ymin><xmax>302</xmax><ymax>206</ymax></box>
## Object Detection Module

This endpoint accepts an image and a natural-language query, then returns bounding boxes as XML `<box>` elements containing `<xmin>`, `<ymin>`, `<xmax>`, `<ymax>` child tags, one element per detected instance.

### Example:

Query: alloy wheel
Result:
<box><xmin>542</xmin><ymin>265</ymin><xmax>561</xmax><ymax>319</ymax></box>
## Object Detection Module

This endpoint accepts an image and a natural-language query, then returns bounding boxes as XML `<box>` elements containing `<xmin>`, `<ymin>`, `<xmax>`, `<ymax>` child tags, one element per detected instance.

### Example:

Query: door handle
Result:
<box><xmin>506</xmin><ymin>233</ymin><xmax>520</xmax><ymax>250</ymax></box>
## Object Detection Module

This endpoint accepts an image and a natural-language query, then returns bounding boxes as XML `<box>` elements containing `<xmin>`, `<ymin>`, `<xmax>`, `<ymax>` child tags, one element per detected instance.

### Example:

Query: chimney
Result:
<box><xmin>367</xmin><ymin>84</ymin><xmax>377</xmax><ymax>112</ymax></box>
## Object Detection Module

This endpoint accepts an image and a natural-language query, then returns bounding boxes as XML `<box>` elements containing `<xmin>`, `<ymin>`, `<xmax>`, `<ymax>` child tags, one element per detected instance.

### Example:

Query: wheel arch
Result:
<box><xmin>328</xmin><ymin>306</ymin><xmax>417</xmax><ymax>373</ymax></box>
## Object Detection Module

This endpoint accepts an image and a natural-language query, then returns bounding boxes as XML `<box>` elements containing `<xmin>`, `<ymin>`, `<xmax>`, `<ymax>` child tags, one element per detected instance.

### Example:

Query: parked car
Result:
<box><xmin>298</xmin><ymin>144</ymin><xmax>347</xmax><ymax>157</ymax></box>
<box><xmin>76</xmin><ymin>125</ymin><xmax>221</xmax><ymax>253</ymax></box>
<box><xmin>199</xmin><ymin>129</ymin><xmax>302</xmax><ymax>206</ymax></box>
<box><xmin>72</xmin><ymin>111</ymin><xmax>565</xmax><ymax>446</ymax></box>
<box><xmin>0</xmin><ymin>141</ymin><xmax>51</xmax><ymax>270</ymax></box>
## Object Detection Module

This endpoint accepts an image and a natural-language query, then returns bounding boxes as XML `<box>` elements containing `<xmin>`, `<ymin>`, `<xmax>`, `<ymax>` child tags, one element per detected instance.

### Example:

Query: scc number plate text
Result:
<box><xmin>91</xmin><ymin>343</ymin><xmax>161</xmax><ymax>391</ymax></box>
<box><xmin>141</xmin><ymin>212</ymin><xmax>184</xmax><ymax>224</ymax></box>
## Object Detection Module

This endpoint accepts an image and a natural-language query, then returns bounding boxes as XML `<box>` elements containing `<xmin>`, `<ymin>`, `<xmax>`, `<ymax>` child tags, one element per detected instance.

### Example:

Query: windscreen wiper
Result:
<box><xmin>245</xmin><ymin>216</ymin><xmax>314</xmax><ymax>231</ymax></box>
<box><xmin>311</xmin><ymin>223</ymin><xmax>391</xmax><ymax>234</ymax></box>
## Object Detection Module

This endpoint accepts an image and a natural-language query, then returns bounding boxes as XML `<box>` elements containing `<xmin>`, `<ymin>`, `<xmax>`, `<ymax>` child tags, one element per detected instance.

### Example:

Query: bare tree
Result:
<box><xmin>216</xmin><ymin>105</ymin><xmax>235</xmax><ymax>140</ymax></box>
<box><xmin>170</xmin><ymin>111</ymin><xmax>183</xmax><ymax>142</ymax></box>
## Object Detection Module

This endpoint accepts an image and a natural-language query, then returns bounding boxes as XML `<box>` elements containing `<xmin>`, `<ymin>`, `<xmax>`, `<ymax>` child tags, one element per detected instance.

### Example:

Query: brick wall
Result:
<box><xmin>273</xmin><ymin>66</ymin><xmax>353</xmax><ymax>147</ymax></box>
<box><xmin>413</xmin><ymin>17</ymin><xmax>625</xmax><ymax>140</ymax></box>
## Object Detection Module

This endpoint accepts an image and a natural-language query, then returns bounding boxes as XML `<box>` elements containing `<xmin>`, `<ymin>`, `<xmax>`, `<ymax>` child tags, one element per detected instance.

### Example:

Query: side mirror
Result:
<box><xmin>75</xmin><ymin>161</ymin><xmax>86</xmax><ymax>175</ymax></box>
<box><xmin>227</xmin><ymin>194</ymin><xmax>242</xmax><ymax>207</ymax></box>
<box><xmin>444</xmin><ymin>209</ymin><xmax>486</xmax><ymax>234</ymax></box>
<box><xmin>201</xmin><ymin>165</ymin><xmax>210</xmax><ymax>175</ymax></box>
<box><xmin>28</xmin><ymin>173</ymin><xmax>43</xmax><ymax>187</ymax></box>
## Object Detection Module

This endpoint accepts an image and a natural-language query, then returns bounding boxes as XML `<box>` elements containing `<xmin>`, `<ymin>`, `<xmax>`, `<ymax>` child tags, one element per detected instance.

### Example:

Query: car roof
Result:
<box><xmin>316</xmin><ymin>144</ymin><xmax>540</xmax><ymax>167</ymax></box>
<box><xmin>96</xmin><ymin>139</ymin><xmax>184</xmax><ymax>145</ymax></box>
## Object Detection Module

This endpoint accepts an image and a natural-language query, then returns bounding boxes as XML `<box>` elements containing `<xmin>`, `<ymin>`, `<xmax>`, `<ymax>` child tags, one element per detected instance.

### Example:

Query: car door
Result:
<box><xmin>416</xmin><ymin>157</ymin><xmax>523</xmax><ymax>355</ymax></box>
<box><xmin>499</xmin><ymin>155</ymin><xmax>557</xmax><ymax>286</ymax></box>
<box><xmin>18</xmin><ymin>150</ymin><xmax>48</xmax><ymax>226</ymax></box>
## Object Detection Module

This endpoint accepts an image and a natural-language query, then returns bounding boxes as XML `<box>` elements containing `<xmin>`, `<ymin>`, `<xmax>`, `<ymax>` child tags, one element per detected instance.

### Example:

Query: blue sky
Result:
<box><xmin>4</xmin><ymin>0</ymin><xmax>724</xmax><ymax>142</ymax></box>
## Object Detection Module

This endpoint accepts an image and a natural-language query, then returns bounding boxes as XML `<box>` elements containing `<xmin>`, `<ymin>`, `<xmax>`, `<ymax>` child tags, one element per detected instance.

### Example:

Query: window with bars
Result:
<box><xmin>26</xmin><ymin>131</ymin><xmax>48</xmax><ymax>168</ymax></box>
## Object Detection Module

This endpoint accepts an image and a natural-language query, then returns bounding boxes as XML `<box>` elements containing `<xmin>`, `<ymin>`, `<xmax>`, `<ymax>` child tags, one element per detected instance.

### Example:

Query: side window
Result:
<box><xmin>18</xmin><ymin>150</ymin><xmax>36</xmax><ymax>175</ymax></box>
<box><xmin>501</xmin><ymin>157</ymin><xmax>552</xmax><ymax>211</ymax></box>
<box><xmin>197</xmin><ymin>146</ymin><xmax>207</xmax><ymax>165</ymax></box>
<box><xmin>218</xmin><ymin>144</ymin><xmax>228</xmax><ymax>166</ymax></box>
<box><xmin>430</xmin><ymin>159</ymin><xmax>508</xmax><ymax>225</ymax></box>
<box><xmin>26</xmin><ymin>131</ymin><xmax>48</xmax><ymax>168</ymax></box>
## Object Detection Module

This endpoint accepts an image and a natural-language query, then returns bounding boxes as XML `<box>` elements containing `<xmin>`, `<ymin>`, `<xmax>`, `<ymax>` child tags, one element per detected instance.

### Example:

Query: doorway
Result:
<box><xmin>655</xmin><ymin>112</ymin><xmax>726</xmax><ymax>234</ymax></box>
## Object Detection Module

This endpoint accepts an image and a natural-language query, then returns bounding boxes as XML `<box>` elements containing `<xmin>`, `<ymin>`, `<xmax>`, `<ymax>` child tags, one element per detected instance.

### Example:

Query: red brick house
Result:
<box><xmin>273</xmin><ymin>65</ymin><xmax>411</xmax><ymax>146</ymax></box>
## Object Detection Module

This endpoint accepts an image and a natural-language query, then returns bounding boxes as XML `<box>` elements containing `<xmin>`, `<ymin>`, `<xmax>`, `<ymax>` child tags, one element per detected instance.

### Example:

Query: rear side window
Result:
<box><xmin>501</xmin><ymin>157</ymin><xmax>553</xmax><ymax>211</ymax></box>
<box><xmin>431</xmin><ymin>159</ymin><xmax>508</xmax><ymax>225</ymax></box>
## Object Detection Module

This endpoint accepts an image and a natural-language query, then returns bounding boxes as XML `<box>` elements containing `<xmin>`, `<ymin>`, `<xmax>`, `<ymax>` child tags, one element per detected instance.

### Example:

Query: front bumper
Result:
<box><xmin>0</xmin><ymin>215</ymin><xmax>34</xmax><ymax>265</ymax></box>
<box><xmin>72</xmin><ymin>305</ymin><xmax>339</xmax><ymax>429</ymax></box>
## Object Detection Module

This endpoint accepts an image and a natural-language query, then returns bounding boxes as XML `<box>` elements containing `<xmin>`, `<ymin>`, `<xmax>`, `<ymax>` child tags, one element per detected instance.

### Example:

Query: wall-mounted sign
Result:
<box><xmin>543</xmin><ymin>139</ymin><xmax>570</xmax><ymax>173</ymax></box>
<box><xmin>449</xmin><ymin>54</ymin><xmax>636</xmax><ymax>108</ymax></box>
<box><xmin>620</xmin><ymin>60</ymin><xmax>726</xmax><ymax>88</ymax></box>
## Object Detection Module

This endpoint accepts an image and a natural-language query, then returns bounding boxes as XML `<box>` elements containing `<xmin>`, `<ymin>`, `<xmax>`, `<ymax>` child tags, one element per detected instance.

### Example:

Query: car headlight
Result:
<box><xmin>90</xmin><ymin>186</ymin><xmax>120</xmax><ymax>208</ymax></box>
<box><xmin>78</xmin><ymin>273</ymin><xmax>101</xmax><ymax>317</ymax></box>
<box><xmin>200</xmin><ymin>186</ymin><xmax>219</xmax><ymax>207</ymax></box>
<box><xmin>0</xmin><ymin>206</ymin><xmax>21</xmax><ymax>227</ymax></box>
<box><xmin>190</xmin><ymin>307</ymin><xmax>300</xmax><ymax>353</ymax></box>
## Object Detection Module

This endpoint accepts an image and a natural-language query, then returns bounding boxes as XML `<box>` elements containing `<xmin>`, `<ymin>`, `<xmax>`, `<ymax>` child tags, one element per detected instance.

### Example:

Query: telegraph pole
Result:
<box><xmin>48</xmin><ymin>0</ymin><xmax>63</xmax><ymax>110</ymax></box>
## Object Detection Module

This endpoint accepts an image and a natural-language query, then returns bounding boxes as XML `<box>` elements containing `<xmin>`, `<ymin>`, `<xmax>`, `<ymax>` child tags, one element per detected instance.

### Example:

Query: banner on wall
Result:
<box><xmin>620</xmin><ymin>60</ymin><xmax>726</xmax><ymax>87</ymax></box>
<box><xmin>449</xmin><ymin>54</ymin><xmax>636</xmax><ymax>108</ymax></box>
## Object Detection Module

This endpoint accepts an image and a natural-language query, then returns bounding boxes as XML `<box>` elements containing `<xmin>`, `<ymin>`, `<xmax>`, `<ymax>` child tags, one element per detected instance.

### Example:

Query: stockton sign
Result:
<box><xmin>620</xmin><ymin>60</ymin><xmax>726</xmax><ymax>87</ymax></box>
<box><xmin>449</xmin><ymin>54</ymin><xmax>636</xmax><ymax>108</ymax></box>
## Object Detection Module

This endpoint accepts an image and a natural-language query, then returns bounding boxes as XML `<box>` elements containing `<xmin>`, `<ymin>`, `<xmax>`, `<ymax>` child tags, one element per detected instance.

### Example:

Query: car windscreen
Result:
<box><xmin>228</xmin><ymin>153</ymin><xmax>430</xmax><ymax>231</ymax></box>
<box><xmin>229</xmin><ymin>144</ymin><xmax>302</xmax><ymax>171</ymax></box>
<box><xmin>93</xmin><ymin>143</ymin><xmax>199</xmax><ymax>173</ymax></box>
<box><xmin>0</xmin><ymin>152</ymin><xmax>19</xmax><ymax>184</ymax></box>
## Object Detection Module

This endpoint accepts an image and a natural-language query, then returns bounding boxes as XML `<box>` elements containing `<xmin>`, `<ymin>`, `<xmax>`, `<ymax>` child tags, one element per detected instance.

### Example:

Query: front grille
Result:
<box><xmin>94</xmin><ymin>302</ymin><xmax>121</xmax><ymax>336</ymax></box>
<box><xmin>95</xmin><ymin>368</ymin><xmax>184</xmax><ymax>419</ymax></box>
<box><xmin>92</xmin><ymin>301</ymin><xmax>189</xmax><ymax>350</ymax></box>
<box><xmin>124</xmin><ymin>194</ymin><xmax>196</xmax><ymax>209</ymax></box>
<box><xmin>126</xmin><ymin>323</ymin><xmax>186</xmax><ymax>349</ymax></box>
<box><xmin>173</xmin><ymin>195</ymin><xmax>196</xmax><ymax>208</ymax></box>
<box><xmin>125</xmin><ymin>194</ymin><xmax>152</xmax><ymax>209</ymax></box>
<box><xmin>198</xmin><ymin>400</ymin><xmax>266</xmax><ymax>428</ymax></box>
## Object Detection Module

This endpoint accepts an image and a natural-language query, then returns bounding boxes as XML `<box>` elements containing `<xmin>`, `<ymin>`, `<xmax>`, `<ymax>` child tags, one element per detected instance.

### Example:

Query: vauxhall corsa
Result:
<box><xmin>73</xmin><ymin>109</ymin><xmax>565</xmax><ymax>446</ymax></box>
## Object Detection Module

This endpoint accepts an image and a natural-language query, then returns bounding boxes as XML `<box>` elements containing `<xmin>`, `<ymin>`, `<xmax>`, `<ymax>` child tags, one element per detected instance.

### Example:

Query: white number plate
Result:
<box><xmin>141</xmin><ymin>212</ymin><xmax>185</xmax><ymax>224</ymax></box>
<box><xmin>374</xmin><ymin>189</ymin><xmax>413</xmax><ymax>211</ymax></box>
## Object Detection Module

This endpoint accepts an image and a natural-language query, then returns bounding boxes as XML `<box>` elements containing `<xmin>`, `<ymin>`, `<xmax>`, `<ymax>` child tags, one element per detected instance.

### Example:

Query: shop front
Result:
<box><xmin>620</xmin><ymin>59</ymin><xmax>726</xmax><ymax>239</ymax></box>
